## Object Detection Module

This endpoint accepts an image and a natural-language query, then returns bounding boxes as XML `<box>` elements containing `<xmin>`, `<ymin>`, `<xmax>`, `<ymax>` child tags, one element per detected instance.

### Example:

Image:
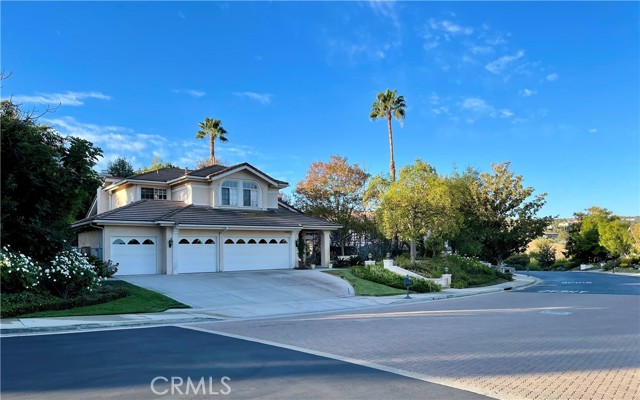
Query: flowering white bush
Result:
<box><xmin>40</xmin><ymin>250</ymin><xmax>102</xmax><ymax>299</ymax></box>
<box><xmin>0</xmin><ymin>246</ymin><xmax>41</xmax><ymax>293</ymax></box>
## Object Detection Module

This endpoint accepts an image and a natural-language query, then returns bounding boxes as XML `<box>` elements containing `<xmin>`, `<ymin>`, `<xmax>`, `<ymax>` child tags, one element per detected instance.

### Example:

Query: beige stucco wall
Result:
<box><xmin>267</xmin><ymin>189</ymin><xmax>279</xmax><ymax>209</ymax></box>
<box><xmin>78</xmin><ymin>230</ymin><xmax>103</xmax><ymax>249</ymax></box>
<box><xmin>112</xmin><ymin>186</ymin><xmax>136</xmax><ymax>208</ymax></box>
<box><xmin>172</xmin><ymin>184</ymin><xmax>189</xmax><ymax>203</ymax></box>
<box><xmin>190</xmin><ymin>183</ymin><xmax>211</xmax><ymax>205</ymax></box>
<box><xmin>96</xmin><ymin>189</ymin><xmax>110</xmax><ymax>214</ymax></box>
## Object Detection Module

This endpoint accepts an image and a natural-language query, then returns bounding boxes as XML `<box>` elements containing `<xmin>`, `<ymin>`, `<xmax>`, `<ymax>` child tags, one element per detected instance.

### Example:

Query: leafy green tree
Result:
<box><xmin>631</xmin><ymin>223</ymin><xmax>640</xmax><ymax>254</ymax></box>
<box><xmin>598</xmin><ymin>217</ymin><xmax>632</xmax><ymax>258</ymax></box>
<box><xmin>369</xmin><ymin>89</ymin><xmax>406</xmax><ymax>182</ymax></box>
<box><xmin>294</xmin><ymin>155</ymin><xmax>370</xmax><ymax>255</ymax></box>
<box><xmin>196</xmin><ymin>117</ymin><xmax>228</xmax><ymax>166</ymax></box>
<box><xmin>534</xmin><ymin>240</ymin><xmax>556</xmax><ymax>268</ymax></box>
<box><xmin>564</xmin><ymin>207</ymin><xmax>631</xmax><ymax>262</ymax></box>
<box><xmin>375</xmin><ymin>160</ymin><xmax>458</xmax><ymax>262</ymax></box>
<box><xmin>106</xmin><ymin>156</ymin><xmax>135</xmax><ymax>177</ymax></box>
<box><xmin>1</xmin><ymin>100</ymin><xmax>102</xmax><ymax>261</ymax></box>
<box><xmin>450</xmin><ymin>162</ymin><xmax>552</xmax><ymax>265</ymax></box>
<box><xmin>136</xmin><ymin>156</ymin><xmax>178</xmax><ymax>173</ymax></box>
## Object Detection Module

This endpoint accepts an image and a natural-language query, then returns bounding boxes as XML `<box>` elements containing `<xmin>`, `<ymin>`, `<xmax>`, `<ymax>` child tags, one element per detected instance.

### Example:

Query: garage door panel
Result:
<box><xmin>177</xmin><ymin>237</ymin><xmax>217</xmax><ymax>273</ymax></box>
<box><xmin>223</xmin><ymin>236</ymin><xmax>290</xmax><ymax>272</ymax></box>
<box><xmin>111</xmin><ymin>237</ymin><xmax>157</xmax><ymax>275</ymax></box>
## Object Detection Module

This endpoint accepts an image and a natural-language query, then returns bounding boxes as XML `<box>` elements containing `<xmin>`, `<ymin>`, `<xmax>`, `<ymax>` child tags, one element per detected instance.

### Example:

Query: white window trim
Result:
<box><xmin>219</xmin><ymin>179</ymin><xmax>261</xmax><ymax>208</ymax></box>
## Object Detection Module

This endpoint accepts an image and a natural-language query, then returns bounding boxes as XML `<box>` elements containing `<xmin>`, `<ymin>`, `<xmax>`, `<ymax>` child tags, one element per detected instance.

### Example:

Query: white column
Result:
<box><xmin>320</xmin><ymin>230</ymin><xmax>331</xmax><ymax>268</ymax></box>
<box><xmin>290</xmin><ymin>231</ymin><xmax>299</xmax><ymax>269</ymax></box>
<box><xmin>171</xmin><ymin>227</ymin><xmax>179</xmax><ymax>274</ymax></box>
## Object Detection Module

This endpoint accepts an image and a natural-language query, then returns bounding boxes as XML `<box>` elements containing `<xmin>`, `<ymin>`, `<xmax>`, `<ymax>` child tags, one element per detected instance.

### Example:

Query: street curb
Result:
<box><xmin>0</xmin><ymin>276</ymin><xmax>539</xmax><ymax>336</ymax></box>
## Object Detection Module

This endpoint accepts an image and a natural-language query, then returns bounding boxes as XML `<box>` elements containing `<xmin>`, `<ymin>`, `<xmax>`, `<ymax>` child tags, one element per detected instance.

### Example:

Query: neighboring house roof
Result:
<box><xmin>73</xmin><ymin>200</ymin><xmax>340</xmax><ymax>230</ymax></box>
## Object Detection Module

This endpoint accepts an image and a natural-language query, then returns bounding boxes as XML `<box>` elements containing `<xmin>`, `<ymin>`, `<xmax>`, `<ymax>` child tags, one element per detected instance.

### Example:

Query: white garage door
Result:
<box><xmin>110</xmin><ymin>237</ymin><xmax>157</xmax><ymax>275</ymax></box>
<box><xmin>177</xmin><ymin>237</ymin><xmax>217</xmax><ymax>273</ymax></box>
<box><xmin>223</xmin><ymin>236</ymin><xmax>291</xmax><ymax>272</ymax></box>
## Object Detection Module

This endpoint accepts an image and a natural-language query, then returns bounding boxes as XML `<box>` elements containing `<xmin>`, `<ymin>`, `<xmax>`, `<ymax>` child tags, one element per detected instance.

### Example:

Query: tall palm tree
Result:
<box><xmin>196</xmin><ymin>117</ymin><xmax>228</xmax><ymax>166</ymax></box>
<box><xmin>369</xmin><ymin>89</ymin><xmax>406</xmax><ymax>182</ymax></box>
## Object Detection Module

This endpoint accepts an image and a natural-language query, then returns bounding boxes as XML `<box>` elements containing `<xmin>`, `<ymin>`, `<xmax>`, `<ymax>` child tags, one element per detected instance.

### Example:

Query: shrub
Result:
<box><xmin>603</xmin><ymin>259</ymin><xmax>621</xmax><ymax>271</ymax></box>
<box><xmin>40</xmin><ymin>251</ymin><xmax>102</xmax><ymax>299</ymax></box>
<box><xmin>403</xmin><ymin>255</ymin><xmax>513</xmax><ymax>288</ymax></box>
<box><xmin>352</xmin><ymin>265</ymin><xmax>440</xmax><ymax>293</ymax></box>
<box><xmin>0</xmin><ymin>246</ymin><xmax>41</xmax><ymax>293</ymax></box>
<box><xmin>333</xmin><ymin>258</ymin><xmax>351</xmax><ymax>268</ymax></box>
<box><xmin>87</xmin><ymin>256</ymin><xmax>119</xmax><ymax>278</ymax></box>
<box><xmin>504</xmin><ymin>253</ymin><xmax>530</xmax><ymax>267</ymax></box>
<box><xmin>349</xmin><ymin>256</ymin><xmax>363</xmax><ymax>267</ymax></box>
<box><xmin>0</xmin><ymin>284</ymin><xmax>128</xmax><ymax>318</ymax></box>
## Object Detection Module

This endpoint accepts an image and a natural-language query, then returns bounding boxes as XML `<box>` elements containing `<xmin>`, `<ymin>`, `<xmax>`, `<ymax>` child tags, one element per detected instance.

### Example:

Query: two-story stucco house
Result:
<box><xmin>73</xmin><ymin>163</ymin><xmax>340</xmax><ymax>275</ymax></box>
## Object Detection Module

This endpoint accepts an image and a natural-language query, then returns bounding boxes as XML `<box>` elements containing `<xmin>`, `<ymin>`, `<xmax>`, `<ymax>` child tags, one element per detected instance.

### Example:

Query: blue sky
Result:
<box><xmin>2</xmin><ymin>1</ymin><xmax>639</xmax><ymax>218</ymax></box>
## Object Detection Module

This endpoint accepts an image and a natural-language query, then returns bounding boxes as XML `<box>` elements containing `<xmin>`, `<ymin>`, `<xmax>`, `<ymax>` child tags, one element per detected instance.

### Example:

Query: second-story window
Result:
<box><xmin>243</xmin><ymin>182</ymin><xmax>258</xmax><ymax>207</ymax></box>
<box><xmin>141</xmin><ymin>187</ymin><xmax>167</xmax><ymax>200</ymax></box>
<box><xmin>221</xmin><ymin>181</ymin><xmax>238</xmax><ymax>206</ymax></box>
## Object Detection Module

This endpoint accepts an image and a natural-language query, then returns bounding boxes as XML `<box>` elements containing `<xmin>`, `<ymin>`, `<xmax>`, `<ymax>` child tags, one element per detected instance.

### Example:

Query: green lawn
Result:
<box><xmin>324</xmin><ymin>269</ymin><xmax>409</xmax><ymax>296</ymax></box>
<box><xmin>21</xmin><ymin>280</ymin><xmax>189</xmax><ymax>318</ymax></box>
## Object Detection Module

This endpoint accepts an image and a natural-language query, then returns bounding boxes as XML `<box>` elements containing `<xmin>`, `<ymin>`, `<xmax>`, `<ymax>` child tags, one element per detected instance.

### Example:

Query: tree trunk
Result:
<box><xmin>387</xmin><ymin>113</ymin><xmax>396</xmax><ymax>182</ymax></box>
<box><xmin>410</xmin><ymin>238</ymin><xmax>417</xmax><ymax>263</ymax></box>
<box><xmin>214</xmin><ymin>135</ymin><xmax>216</xmax><ymax>165</ymax></box>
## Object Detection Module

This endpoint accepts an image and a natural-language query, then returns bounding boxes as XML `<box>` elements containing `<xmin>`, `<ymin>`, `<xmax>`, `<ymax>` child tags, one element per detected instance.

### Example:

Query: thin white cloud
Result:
<box><xmin>519</xmin><ymin>88</ymin><xmax>537</xmax><ymax>97</ymax></box>
<box><xmin>499</xmin><ymin>108</ymin><xmax>514</xmax><ymax>118</ymax></box>
<box><xmin>470</xmin><ymin>45</ymin><xmax>494</xmax><ymax>55</ymax></box>
<box><xmin>589</xmin><ymin>128</ymin><xmax>598</xmax><ymax>133</ymax></box>
<box><xmin>368</xmin><ymin>0</ymin><xmax>400</xmax><ymax>28</ymax></box>
<box><xmin>423</xmin><ymin>18</ymin><xmax>473</xmax><ymax>50</ymax></box>
<box><xmin>173</xmin><ymin>89</ymin><xmax>206</xmax><ymax>97</ymax></box>
<box><xmin>485</xmin><ymin>50</ymin><xmax>525</xmax><ymax>74</ymax></box>
<box><xmin>546</xmin><ymin>73</ymin><xmax>559</xmax><ymax>81</ymax></box>
<box><xmin>234</xmin><ymin>91</ymin><xmax>273</xmax><ymax>105</ymax></box>
<box><xmin>461</xmin><ymin>97</ymin><xmax>495</xmax><ymax>116</ymax></box>
<box><xmin>11</xmin><ymin>91</ymin><xmax>110</xmax><ymax>106</ymax></box>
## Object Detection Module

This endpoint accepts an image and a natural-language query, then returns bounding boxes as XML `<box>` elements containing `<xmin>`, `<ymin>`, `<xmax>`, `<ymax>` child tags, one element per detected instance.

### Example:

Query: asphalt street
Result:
<box><xmin>1</xmin><ymin>325</ymin><xmax>487</xmax><ymax>400</ymax></box>
<box><xmin>520</xmin><ymin>271</ymin><xmax>640</xmax><ymax>295</ymax></box>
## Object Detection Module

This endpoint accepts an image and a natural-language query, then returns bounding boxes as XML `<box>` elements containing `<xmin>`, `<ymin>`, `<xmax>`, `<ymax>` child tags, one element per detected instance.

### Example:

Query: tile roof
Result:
<box><xmin>115</xmin><ymin>163</ymin><xmax>288</xmax><ymax>186</ymax></box>
<box><xmin>125</xmin><ymin>168</ymin><xmax>189</xmax><ymax>182</ymax></box>
<box><xmin>73</xmin><ymin>200</ymin><xmax>340</xmax><ymax>230</ymax></box>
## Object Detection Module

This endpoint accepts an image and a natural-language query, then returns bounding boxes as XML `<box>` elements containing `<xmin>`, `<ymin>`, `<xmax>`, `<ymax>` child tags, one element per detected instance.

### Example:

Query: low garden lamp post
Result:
<box><xmin>404</xmin><ymin>274</ymin><xmax>413</xmax><ymax>299</ymax></box>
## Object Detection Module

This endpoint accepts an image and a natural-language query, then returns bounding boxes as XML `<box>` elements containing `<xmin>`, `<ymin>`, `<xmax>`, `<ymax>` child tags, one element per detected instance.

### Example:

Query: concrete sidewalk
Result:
<box><xmin>0</xmin><ymin>274</ymin><xmax>538</xmax><ymax>336</ymax></box>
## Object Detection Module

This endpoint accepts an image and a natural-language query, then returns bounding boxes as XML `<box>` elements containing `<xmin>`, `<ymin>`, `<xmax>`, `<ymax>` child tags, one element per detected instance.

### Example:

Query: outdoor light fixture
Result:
<box><xmin>368</xmin><ymin>253</ymin><xmax>373</xmax><ymax>260</ymax></box>
<box><xmin>168</xmin><ymin>239</ymin><xmax>173</xmax><ymax>248</ymax></box>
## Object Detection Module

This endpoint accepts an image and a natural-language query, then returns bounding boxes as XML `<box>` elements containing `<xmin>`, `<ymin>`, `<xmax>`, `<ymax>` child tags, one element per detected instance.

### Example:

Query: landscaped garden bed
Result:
<box><xmin>0</xmin><ymin>246</ymin><xmax>188</xmax><ymax>318</ymax></box>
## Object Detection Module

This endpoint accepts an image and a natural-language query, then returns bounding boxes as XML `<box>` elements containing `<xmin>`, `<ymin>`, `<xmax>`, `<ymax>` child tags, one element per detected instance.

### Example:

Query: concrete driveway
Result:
<box><xmin>118</xmin><ymin>269</ymin><xmax>354</xmax><ymax>309</ymax></box>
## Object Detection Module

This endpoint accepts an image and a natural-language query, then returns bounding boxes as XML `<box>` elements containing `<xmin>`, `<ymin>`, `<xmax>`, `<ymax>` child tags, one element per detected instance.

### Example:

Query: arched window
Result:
<box><xmin>192</xmin><ymin>239</ymin><xmax>202</xmax><ymax>244</ymax></box>
<box><xmin>205</xmin><ymin>239</ymin><xmax>215</xmax><ymax>244</ymax></box>
<box><xmin>142</xmin><ymin>239</ymin><xmax>155</xmax><ymax>245</ymax></box>
<box><xmin>269</xmin><ymin>239</ymin><xmax>278</xmax><ymax>244</ymax></box>
<box><xmin>128</xmin><ymin>239</ymin><xmax>140</xmax><ymax>245</ymax></box>
<box><xmin>248</xmin><ymin>239</ymin><xmax>257</xmax><ymax>244</ymax></box>
<box><xmin>179</xmin><ymin>239</ymin><xmax>190</xmax><ymax>244</ymax></box>
<box><xmin>236</xmin><ymin>239</ymin><xmax>246</xmax><ymax>244</ymax></box>
<box><xmin>279</xmin><ymin>239</ymin><xmax>288</xmax><ymax>244</ymax></box>
<box><xmin>259</xmin><ymin>239</ymin><xmax>268</xmax><ymax>244</ymax></box>
<box><xmin>225</xmin><ymin>239</ymin><xmax>234</xmax><ymax>244</ymax></box>
<box><xmin>112</xmin><ymin>239</ymin><xmax>125</xmax><ymax>245</ymax></box>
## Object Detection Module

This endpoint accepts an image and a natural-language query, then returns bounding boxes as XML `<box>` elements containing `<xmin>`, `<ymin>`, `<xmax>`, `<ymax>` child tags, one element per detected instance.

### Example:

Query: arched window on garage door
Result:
<box><xmin>225</xmin><ymin>239</ymin><xmax>234</xmax><ymax>244</ymax></box>
<box><xmin>192</xmin><ymin>239</ymin><xmax>202</xmax><ymax>244</ymax></box>
<box><xmin>205</xmin><ymin>239</ymin><xmax>215</xmax><ymax>244</ymax></box>
<box><xmin>279</xmin><ymin>239</ymin><xmax>288</xmax><ymax>244</ymax></box>
<box><xmin>128</xmin><ymin>239</ymin><xmax>140</xmax><ymax>245</ymax></box>
<box><xmin>236</xmin><ymin>239</ymin><xmax>246</xmax><ymax>244</ymax></box>
<box><xmin>179</xmin><ymin>239</ymin><xmax>190</xmax><ymax>244</ymax></box>
<box><xmin>113</xmin><ymin>239</ymin><xmax>125</xmax><ymax>245</ymax></box>
<box><xmin>142</xmin><ymin>239</ymin><xmax>155</xmax><ymax>245</ymax></box>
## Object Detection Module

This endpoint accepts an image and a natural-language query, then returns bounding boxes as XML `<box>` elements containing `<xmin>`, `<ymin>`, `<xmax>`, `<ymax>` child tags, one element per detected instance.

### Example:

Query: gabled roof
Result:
<box><xmin>72</xmin><ymin>200</ymin><xmax>340</xmax><ymax>230</ymax></box>
<box><xmin>105</xmin><ymin>162</ymin><xmax>288</xmax><ymax>189</ymax></box>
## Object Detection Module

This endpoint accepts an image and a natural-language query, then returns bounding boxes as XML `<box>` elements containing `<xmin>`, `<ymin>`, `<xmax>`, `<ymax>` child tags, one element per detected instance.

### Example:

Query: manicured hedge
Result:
<box><xmin>351</xmin><ymin>265</ymin><xmax>440</xmax><ymax>293</ymax></box>
<box><xmin>1</xmin><ymin>284</ymin><xmax>128</xmax><ymax>318</ymax></box>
